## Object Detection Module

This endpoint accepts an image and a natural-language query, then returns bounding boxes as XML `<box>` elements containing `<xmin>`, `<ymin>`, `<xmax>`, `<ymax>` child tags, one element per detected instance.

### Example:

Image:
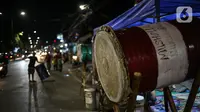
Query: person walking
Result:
<box><xmin>53</xmin><ymin>54</ymin><xmax>58</xmax><ymax>70</ymax></box>
<box><xmin>28</xmin><ymin>53</ymin><xmax>40</xmax><ymax>82</ymax></box>
<box><xmin>45</xmin><ymin>53</ymin><xmax>52</xmax><ymax>71</ymax></box>
<box><xmin>57</xmin><ymin>52</ymin><xmax>63</xmax><ymax>72</ymax></box>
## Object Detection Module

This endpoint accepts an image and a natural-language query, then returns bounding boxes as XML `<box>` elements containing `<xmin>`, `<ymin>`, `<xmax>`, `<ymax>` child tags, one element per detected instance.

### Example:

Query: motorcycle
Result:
<box><xmin>0</xmin><ymin>62</ymin><xmax>8</xmax><ymax>77</ymax></box>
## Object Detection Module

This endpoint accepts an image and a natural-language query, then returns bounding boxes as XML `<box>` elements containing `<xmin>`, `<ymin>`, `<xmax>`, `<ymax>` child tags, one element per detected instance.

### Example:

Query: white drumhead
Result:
<box><xmin>94</xmin><ymin>27</ymin><xmax>129</xmax><ymax>103</ymax></box>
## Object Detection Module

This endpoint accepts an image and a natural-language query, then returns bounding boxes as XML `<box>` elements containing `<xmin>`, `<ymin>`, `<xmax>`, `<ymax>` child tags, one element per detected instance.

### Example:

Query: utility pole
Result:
<box><xmin>11</xmin><ymin>18</ymin><xmax>14</xmax><ymax>40</ymax></box>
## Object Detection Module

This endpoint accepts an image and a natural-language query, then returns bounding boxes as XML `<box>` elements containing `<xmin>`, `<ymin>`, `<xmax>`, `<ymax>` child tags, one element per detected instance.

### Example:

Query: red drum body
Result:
<box><xmin>94</xmin><ymin>18</ymin><xmax>200</xmax><ymax>103</ymax></box>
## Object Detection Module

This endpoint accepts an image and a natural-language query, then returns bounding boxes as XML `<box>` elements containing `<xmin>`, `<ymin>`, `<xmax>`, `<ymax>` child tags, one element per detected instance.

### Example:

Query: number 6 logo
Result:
<box><xmin>176</xmin><ymin>6</ymin><xmax>193</xmax><ymax>23</ymax></box>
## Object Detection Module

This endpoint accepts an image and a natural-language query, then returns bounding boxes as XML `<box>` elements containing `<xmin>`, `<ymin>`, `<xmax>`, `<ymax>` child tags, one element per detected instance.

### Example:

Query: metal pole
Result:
<box><xmin>184</xmin><ymin>68</ymin><xmax>200</xmax><ymax>112</ymax></box>
<box><xmin>163</xmin><ymin>90</ymin><xmax>169</xmax><ymax>112</ymax></box>
<box><xmin>0</xmin><ymin>16</ymin><xmax>3</xmax><ymax>52</ymax></box>
<box><xmin>1</xmin><ymin>15</ymin><xmax>3</xmax><ymax>40</ymax></box>
<box><xmin>155</xmin><ymin>0</ymin><xmax>160</xmax><ymax>22</ymax></box>
<box><xmin>11</xmin><ymin>18</ymin><xmax>14</xmax><ymax>39</ymax></box>
<box><xmin>164</xmin><ymin>87</ymin><xmax>177</xmax><ymax>112</ymax></box>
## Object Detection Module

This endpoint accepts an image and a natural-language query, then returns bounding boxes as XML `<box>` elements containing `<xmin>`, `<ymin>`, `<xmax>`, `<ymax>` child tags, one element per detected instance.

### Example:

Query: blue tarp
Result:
<box><xmin>94</xmin><ymin>0</ymin><xmax>200</xmax><ymax>32</ymax></box>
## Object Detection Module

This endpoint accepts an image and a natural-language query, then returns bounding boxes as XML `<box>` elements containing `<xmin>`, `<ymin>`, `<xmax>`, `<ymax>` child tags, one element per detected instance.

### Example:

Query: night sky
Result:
<box><xmin>0</xmin><ymin>0</ymin><xmax>90</xmax><ymax>46</ymax></box>
<box><xmin>0</xmin><ymin>0</ymin><xmax>135</xmax><ymax>51</ymax></box>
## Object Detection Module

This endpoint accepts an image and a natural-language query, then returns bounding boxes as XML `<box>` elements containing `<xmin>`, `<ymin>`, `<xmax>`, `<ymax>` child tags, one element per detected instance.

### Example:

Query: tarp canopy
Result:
<box><xmin>94</xmin><ymin>0</ymin><xmax>200</xmax><ymax>32</ymax></box>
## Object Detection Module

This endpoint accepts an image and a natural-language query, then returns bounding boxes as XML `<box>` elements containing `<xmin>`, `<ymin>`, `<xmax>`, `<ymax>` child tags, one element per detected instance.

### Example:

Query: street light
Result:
<box><xmin>11</xmin><ymin>11</ymin><xmax>26</xmax><ymax>42</ymax></box>
<box><xmin>19</xmin><ymin>32</ymin><xmax>23</xmax><ymax>36</ymax></box>
<box><xmin>28</xmin><ymin>37</ymin><xmax>31</xmax><ymax>40</ymax></box>
<box><xmin>37</xmin><ymin>37</ymin><xmax>40</xmax><ymax>39</ymax></box>
<box><xmin>20</xmin><ymin>11</ymin><xmax>26</xmax><ymax>16</ymax></box>
<box><xmin>34</xmin><ymin>31</ymin><xmax>36</xmax><ymax>33</ymax></box>
<box><xmin>0</xmin><ymin>12</ymin><xmax>2</xmax><ymax>15</ymax></box>
<box><xmin>79</xmin><ymin>5</ymin><xmax>87</xmax><ymax>10</ymax></box>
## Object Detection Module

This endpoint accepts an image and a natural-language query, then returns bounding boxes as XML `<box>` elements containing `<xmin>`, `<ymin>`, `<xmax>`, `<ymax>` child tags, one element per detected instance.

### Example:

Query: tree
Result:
<box><xmin>15</xmin><ymin>33</ymin><xmax>24</xmax><ymax>48</ymax></box>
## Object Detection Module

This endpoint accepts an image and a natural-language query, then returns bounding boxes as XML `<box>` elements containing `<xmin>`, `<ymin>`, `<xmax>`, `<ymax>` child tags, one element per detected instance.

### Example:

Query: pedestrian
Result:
<box><xmin>28</xmin><ymin>53</ymin><xmax>40</xmax><ymax>82</ymax></box>
<box><xmin>57</xmin><ymin>52</ymin><xmax>63</xmax><ymax>72</ymax></box>
<box><xmin>53</xmin><ymin>54</ymin><xmax>58</xmax><ymax>70</ymax></box>
<box><xmin>45</xmin><ymin>53</ymin><xmax>52</xmax><ymax>71</ymax></box>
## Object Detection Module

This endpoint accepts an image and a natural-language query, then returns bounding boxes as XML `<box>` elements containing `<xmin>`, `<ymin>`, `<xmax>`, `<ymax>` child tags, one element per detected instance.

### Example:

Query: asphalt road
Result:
<box><xmin>0</xmin><ymin>60</ymin><xmax>90</xmax><ymax>112</ymax></box>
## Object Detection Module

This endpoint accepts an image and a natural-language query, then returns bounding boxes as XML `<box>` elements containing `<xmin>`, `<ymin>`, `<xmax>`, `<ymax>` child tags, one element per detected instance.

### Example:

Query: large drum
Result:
<box><xmin>94</xmin><ymin>18</ymin><xmax>200</xmax><ymax>103</ymax></box>
<box><xmin>35</xmin><ymin>63</ymin><xmax>50</xmax><ymax>81</ymax></box>
<box><xmin>77</xmin><ymin>44</ymin><xmax>92</xmax><ymax>62</ymax></box>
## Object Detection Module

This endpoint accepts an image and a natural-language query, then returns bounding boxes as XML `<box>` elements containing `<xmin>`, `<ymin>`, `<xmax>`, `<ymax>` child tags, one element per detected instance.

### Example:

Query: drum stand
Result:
<box><xmin>127</xmin><ymin>72</ymin><xmax>142</xmax><ymax>112</ymax></box>
<box><xmin>125</xmin><ymin>72</ymin><xmax>176</xmax><ymax>112</ymax></box>
<box><xmin>80</xmin><ymin>62</ymin><xmax>87</xmax><ymax>102</ymax></box>
<box><xmin>183</xmin><ymin>68</ymin><xmax>200</xmax><ymax>112</ymax></box>
<box><xmin>161</xmin><ymin>68</ymin><xmax>200</xmax><ymax>112</ymax></box>
<box><xmin>125</xmin><ymin>68</ymin><xmax>200</xmax><ymax>112</ymax></box>
<box><xmin>163</xmin><ymin>87</ymin><xmax>177</xmax><ymax>112</ymax></box>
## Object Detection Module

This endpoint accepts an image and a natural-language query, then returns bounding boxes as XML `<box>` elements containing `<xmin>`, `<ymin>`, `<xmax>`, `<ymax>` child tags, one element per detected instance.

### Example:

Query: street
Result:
<box><xmin>0</xmin><ymin>60</ymin><xmax>89</xmax><ymax>112</ymax></box>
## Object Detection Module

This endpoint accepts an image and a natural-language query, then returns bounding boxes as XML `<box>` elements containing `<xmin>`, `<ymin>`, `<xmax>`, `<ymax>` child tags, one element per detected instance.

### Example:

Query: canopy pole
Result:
<box><xmin>155</xmin><ymin>0</ymin><xmax>160</xmax><ymax>22</ymax></box>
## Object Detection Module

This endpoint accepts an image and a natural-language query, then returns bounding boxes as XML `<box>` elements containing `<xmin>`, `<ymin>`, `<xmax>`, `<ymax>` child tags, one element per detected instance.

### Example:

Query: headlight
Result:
<box><xmin>0</xmin><ymin>67</ymin><xmax>3</xmax><ymax>71</ymax></box>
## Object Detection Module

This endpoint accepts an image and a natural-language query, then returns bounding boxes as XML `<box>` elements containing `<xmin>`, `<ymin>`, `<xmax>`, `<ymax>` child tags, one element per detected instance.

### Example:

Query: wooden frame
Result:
<box><xmin>80</xmin><ymin>62</ymin><xmax>87</xmax><ymax>96</ymax></box>
<box><xmin>110</xmin><ymin>69</ymin><xmax>200</xmax><ymax>112</ymax></box>
<box><xmin>127</xmin><ymin>72</ymin><xmax>142</xmax><ymax>112</ymax></box>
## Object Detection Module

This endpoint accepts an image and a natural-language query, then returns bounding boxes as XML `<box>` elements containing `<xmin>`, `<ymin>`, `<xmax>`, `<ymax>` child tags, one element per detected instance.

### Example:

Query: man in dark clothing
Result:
<box><xmin>28</xmin><ymin>53</ymin><xmax>40</xmax><ymax>82</ymax></box>
<box><xmin>45</xmin><ymin>53</ymin><xmax>52</xmax><ymax>71</ymax></box>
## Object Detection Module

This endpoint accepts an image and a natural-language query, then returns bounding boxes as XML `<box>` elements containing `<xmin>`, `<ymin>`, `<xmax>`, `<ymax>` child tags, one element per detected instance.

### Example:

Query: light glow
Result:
<box><xmin>0</xmin><ymin>67</ymin><xmax>3</xmax><ymax>71</ymax></box>
<box><xmin>20</xmin><ymin>11</ymin><xmax>26</xmax><ymax>16</ymax></box>
<box><xmin>73</xmin><ymin>56</ymin><xmax>77</xmax><ymax>60</ymax></box>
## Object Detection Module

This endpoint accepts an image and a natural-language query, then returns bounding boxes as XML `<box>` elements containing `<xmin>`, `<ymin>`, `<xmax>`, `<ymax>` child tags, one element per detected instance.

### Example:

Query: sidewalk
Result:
<box><xmin>41</xmin><ymin>63</ymin><xmax>95</xmax><ymax>112</ymax></box>
<box><xmin>61</xmin><ymin>62</ymin><xmax>94</xmax><ymax>88</ymax></box>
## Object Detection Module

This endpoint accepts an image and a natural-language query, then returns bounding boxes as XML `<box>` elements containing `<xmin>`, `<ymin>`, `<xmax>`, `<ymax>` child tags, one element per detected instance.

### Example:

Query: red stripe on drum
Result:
<box><xmin>115</xmin><ymin>27</ymin><xmax>158</xmax><ymax>92</ymax></box>
<box><xmin>139</xmin><ymin>22</ymin><xmax>189</xmax><ymax>89</ymax></box>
